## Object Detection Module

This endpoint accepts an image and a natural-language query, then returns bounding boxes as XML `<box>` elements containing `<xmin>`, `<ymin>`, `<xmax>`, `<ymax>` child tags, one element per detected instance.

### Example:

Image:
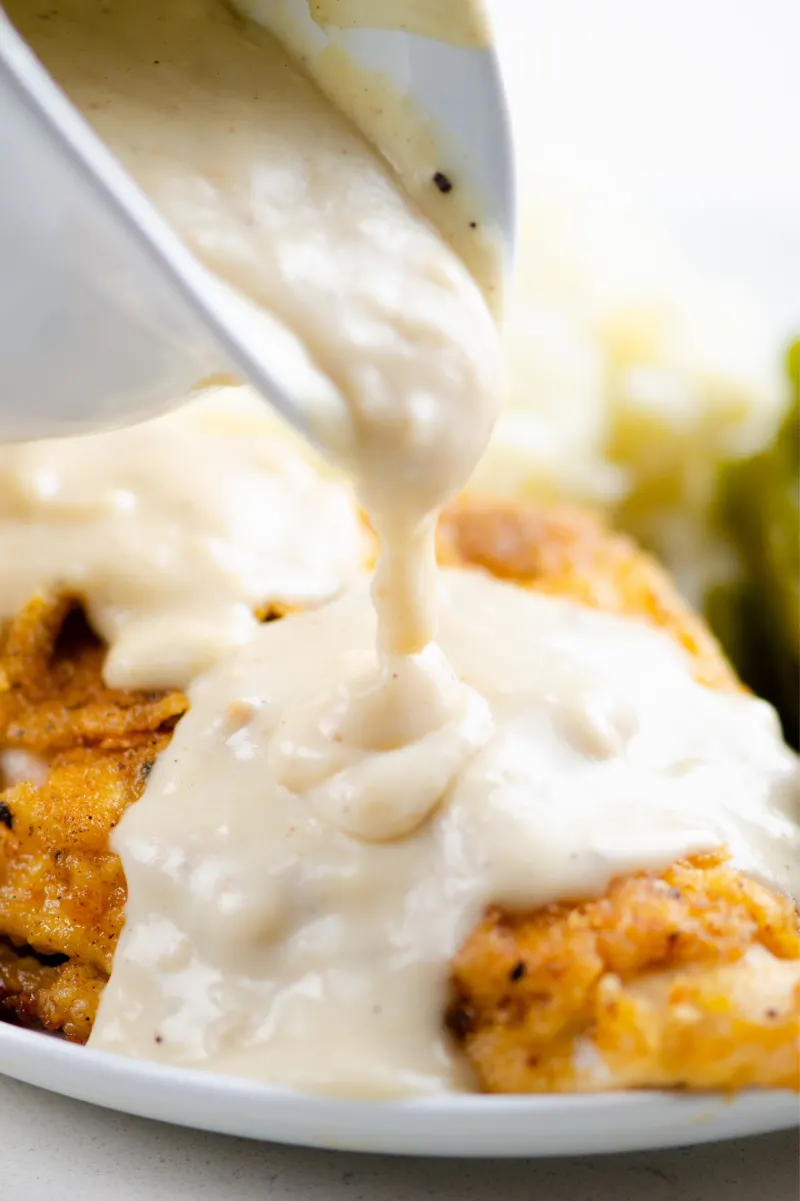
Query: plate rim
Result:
<box><xmin>0</xmin><ymin>1021</ymin><xmax>796</xmax><ymax>1157</ymax></box>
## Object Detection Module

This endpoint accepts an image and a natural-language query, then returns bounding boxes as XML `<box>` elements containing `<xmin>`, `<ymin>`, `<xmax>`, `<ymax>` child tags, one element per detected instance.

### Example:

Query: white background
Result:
<box><xmin>493</xmin><ymin>0</ymin><xmax>800</xmax><ymax>337</ymax></box>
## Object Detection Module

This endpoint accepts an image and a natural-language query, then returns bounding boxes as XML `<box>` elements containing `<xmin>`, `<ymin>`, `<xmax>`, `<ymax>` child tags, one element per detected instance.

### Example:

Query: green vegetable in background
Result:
<box><xmin>713</xmin><ymin>341</ymin><xmax>799</xmax><ymax>744</ymax></box>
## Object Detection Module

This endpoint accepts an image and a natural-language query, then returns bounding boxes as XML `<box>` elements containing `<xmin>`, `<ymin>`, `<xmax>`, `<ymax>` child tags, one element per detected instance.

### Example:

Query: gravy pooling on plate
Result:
<box><xmin>7</xmin><ymin>0</ymin><xmax>799</xmax><ymax>1096</ymax></box>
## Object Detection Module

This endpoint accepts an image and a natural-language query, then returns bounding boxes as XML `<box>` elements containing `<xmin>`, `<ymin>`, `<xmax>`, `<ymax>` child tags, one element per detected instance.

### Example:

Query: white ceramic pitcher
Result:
<box><xmin>0</xmin><ymin>1</ymin><xmax>515</xmax><ymax>441</ymax></box>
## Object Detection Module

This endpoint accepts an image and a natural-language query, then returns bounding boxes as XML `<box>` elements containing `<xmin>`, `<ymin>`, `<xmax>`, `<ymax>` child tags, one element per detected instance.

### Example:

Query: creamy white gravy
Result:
<box><xmin>0</xmin><ymin>749</ymin><xmax>49</xmax><ymax>789</ymax></box>
<box><xmin>8</xmin><ymin>0</ymin><xmax>500</xmax><ymax>635</ymax></box>
<box><xmin>9</xmin><ymin>0</ymin><xmax>800</xmax><ymax>1096</ymax></box>
<box><xmin>234</xmin><ymin>0</ymin><xmax>503</xmax><ymax>302</ymax></box>
<box><xmin>0</xmin><ymin>387</ymin><xmax>368</xmax><ymax>689</ymax></box>
<box><xmin>91</xmin><ymin>570</ymin><xmax>800</xmax><ymax>1094</ymax></box>
<box><xmin>308</xmin><ymin>0</ymin><xmax>490</xmax><ymax>47</ymax></box>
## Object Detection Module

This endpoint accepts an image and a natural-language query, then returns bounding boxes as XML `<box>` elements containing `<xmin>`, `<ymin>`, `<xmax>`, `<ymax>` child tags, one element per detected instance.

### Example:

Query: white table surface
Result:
<box><xmin>1</xmin><ymin>1075</ymin><xmax>797</xmax><ymax>1201</ymax></box>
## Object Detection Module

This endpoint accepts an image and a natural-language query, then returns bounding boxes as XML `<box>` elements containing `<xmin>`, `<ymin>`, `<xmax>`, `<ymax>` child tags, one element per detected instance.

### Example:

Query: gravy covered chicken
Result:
<box><xmin>0</xmin><ymin>390</ymin><xmax>368</xmax><ymax>689</ymax></box>
<box><xmin>1</xmin><ymin>500</ymin><xmax>797</xmax><ymax>1094</ymax></box>
<box><xmin>1</xmin><ymin>0</ymin><xmax>798</xmax><ymax>1098</ymax></box>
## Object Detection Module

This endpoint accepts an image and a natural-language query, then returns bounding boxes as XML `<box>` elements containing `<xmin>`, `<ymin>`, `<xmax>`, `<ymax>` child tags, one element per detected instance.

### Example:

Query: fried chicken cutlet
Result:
<box><xmin>0</xmin><ymin>499</ymin><xmax>797</xmax><ymax>1095</ymax></box>
<box><xmin>0</xmin><ymin>596</ymin><xmax>185</xmax><ymax>1038</ymax></box>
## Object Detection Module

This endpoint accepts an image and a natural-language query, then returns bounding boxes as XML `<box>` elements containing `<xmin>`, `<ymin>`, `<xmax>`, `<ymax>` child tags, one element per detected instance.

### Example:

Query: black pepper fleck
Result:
<box><xmin>509</xmin><ymin>961</ymin><xmax>526</xmax><ymax>982</ymax></box>
<box><xmin>469</xmin><ymin>220</ymin><xmax>477</xmax><ymax>228</ymax></box>
<box><xmin>433</xmin><ymin>171</ymin><xmax>453</xmax><ymax>194</ymax></box>
<box><xmin>0</xmin><ymin>802</ymin><xmax>12</xmax><ymax>831</ymax></box>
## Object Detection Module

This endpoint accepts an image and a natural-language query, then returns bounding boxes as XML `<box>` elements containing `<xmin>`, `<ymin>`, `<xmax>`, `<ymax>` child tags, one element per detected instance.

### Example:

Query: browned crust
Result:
<box><xmin>437</xmin><ymin>496</ymin><xmax>738</xmax><ymax>692</ymax></box>
<box><xmin>0</xmin><ymin>597</ymin><xmax>187</xmax><ymax>1034</ymax></box>
<box><xmin>448</xmin><ymin>854</ymin><xmax>800</xmax><ymax>1092</ymax></box>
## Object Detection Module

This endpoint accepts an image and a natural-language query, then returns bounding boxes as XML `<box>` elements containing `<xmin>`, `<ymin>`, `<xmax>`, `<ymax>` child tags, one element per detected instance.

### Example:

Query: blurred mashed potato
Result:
<box><xmin>471</xmin><ymin>169</ymin><xmax>789</xmax><ymax>605</ymax></box>
<box><xmin>231</xmin><ymin>168</ymin><xmax>789</xmax><ymax>617</ymax></box>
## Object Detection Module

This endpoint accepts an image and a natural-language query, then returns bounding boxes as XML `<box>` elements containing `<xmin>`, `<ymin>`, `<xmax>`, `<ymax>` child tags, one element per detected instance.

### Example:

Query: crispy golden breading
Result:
<box><xmin>0</xmin><ymin>596</ymin><xmax>186</xmax><ymax>1036</ymax></box>
<box><xmin>0</xmin><ymin>745</ymin><xmax>169</xmax><ymax>970</ymax></box>
<box><xmin>449</xmin><ymin>855</ymin><xmax>800</xmax><ymax>1092</ymax></box>
<box><xmin>0</xmin><ymin>939</ymin><xmax>104</xmax><ymax>1043</ymax></box>
<box><xmin>0</xmin><ymin>499</ymin><xmax>797</xmax><ymax>1095</ymax></box>
<box><xmin>0</xmin><ymin>595</ymin><xmax>186</xmax><ymax>753</ymax></box>
<box><xmin>0</xmin><ymin>940</ymin><xmax>58</xmax><ymax>1024</ymax></box>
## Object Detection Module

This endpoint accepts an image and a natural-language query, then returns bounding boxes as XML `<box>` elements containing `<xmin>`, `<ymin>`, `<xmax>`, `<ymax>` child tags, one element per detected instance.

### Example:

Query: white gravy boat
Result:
<box><xmin>0</xmin><ymin>0</ymin><xmax>515</xmax><ymax>441</ymax></box>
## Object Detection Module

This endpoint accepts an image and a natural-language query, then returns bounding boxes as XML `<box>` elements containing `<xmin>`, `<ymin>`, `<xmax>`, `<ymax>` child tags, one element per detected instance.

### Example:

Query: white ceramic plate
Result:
<box><xmin>0</xmin><ymin>1022</ymin><xmax>796</xmax><ymax>1156</ymax></box>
